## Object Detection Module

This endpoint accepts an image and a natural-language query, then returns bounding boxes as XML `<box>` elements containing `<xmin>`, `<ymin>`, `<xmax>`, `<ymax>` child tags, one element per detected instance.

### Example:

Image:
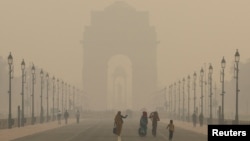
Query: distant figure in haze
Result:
<box><xmin>114</xmin><ymin>111</ymin><xmax>128</xmax><ymax>138</ymax></box>
<box><xmin>166</xmin><ymin>119</ymin><xmax>175</xmax><ymax>141</ymax></box>
<box><xmin>149</xmin><ymin>111</ymin><xmax>160</xmax><ymax>137</ymax></box>
<box><xmin>64</xmin><ymin>110</ymin><xmax>69</xmax><ymax>124</ymax></box>
<box><xmin>76</xmin><ymin>110</ymin><xmax>80</xmax><ymax>124</ymax></box>
<box><xmin>192</xmin><ymin>111</ymin><xmax>197</xmax><ymax>127</ymax></box>
<box><xmin>199</xmin><ymin>113</ymin><xmax>203</xmax><ymax>127</ymax></box>
<box><xmin>57</xmin><ymin>110</ymin><xmax>62</xmax><ymax>125</ymax></box>
<box><xmin>139</xmin><ymin>111</ymin><xmax>148</xmax><ymax>137</ymax></box>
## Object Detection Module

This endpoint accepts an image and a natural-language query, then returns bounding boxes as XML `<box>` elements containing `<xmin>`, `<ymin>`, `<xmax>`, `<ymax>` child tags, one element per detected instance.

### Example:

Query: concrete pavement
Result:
<box><xmin>0</xmin><ymin>118</ymin><xmax>76</xmax><ymax>141</ymax></box>
<box><xmin>0</xmin><ymin>118</ymin><xmax>208</xmax><ymax>141</ymax></box>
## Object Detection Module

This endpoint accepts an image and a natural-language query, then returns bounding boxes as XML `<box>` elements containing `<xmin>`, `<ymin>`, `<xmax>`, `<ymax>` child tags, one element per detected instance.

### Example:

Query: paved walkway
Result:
<box><xmin>0</xmin><ymin>118</ymin><xmax>76</xmax><ymax>141</ymax></box>
<box><xmin>160</xmin><ymin>119</ymin><xmax>207</xmax><ymax>135</ymax></box>
<box><xmin>0</xmin><ymin>118</ymin><xmax>207</xmax><ymax>141</ymax></box>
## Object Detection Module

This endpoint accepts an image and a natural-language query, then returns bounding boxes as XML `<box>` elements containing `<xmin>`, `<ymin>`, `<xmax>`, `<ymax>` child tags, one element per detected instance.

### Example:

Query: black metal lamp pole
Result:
<box><xmin>209</xmin><ymin>64</ymin><xmax>213</xmax><ymax>123</ymax></box>
<box><xmin>234</xmin><ymin>49</ymin><xmax>240</xmax><ymax>124</ymax></box>
<box><xmin>73</xmin><ymin>86</ymin><xmax>75</xmax><ymax>111</ymax></box>
<box><xmin>187</xmin><ymin>75</ymin><xmax>190</xmax><ymax>121</ymax></box>
<box><xmin>62</xmin><ymin>81</ymin><xmax>64</xmax><ymax>113</ymax></box>
<box><xmin>65</xmin><ymin>83</ymin><xmax>67</xmax><ymax>111</ymax></box>
<box><xmin>220</xmin><ymin>56</ymin><xmax>226</xmax><ymax>124</ymax></box>
<box><xmin>174</xmin><ymin>82</ymin><xmax>176</xmax><ymax>117</ymax></box>
<box><xmin>169</xmin><ymin>85</ymin><xmax>171</xmax><ymax>117</ymax></box>
<box><xmin>31</xmin><ymin>64</ymin><xmax>35</xmax><ymax>125</ymax></box>
<box><xmin>182</xmin><ymin>78</ymin><xmax>185</xmax><ymax>120</ymax></box>
<box><xmin>57</xmin><ymin>79</ymin><xmax>59</xmax><ymax>112</ymax></box>
<box><xmin>40</xmin><ymin>69</ymin><xmax>44</xmax><ymax>124</ymax></box>
<box><xmin>178</xmin><ymin>80</ymin><xmax>181</xmax><ymax>119</ymax></box>
<box><xmin>21</xmin><ymin>59</ymin><xmax>25</xmax><ymax>127</ymax></box>
<box><xmin>68</xmin><ymin>84</ymin><xmax>71</xmax><ymax>110</ymax></box>
<box><xmin>8</xmin><ymin>52</ymin><xmax>13</xmax><ymax>129</ymax></box>
<box><xmin>200</xmin><ymin>68</ymin><xmax>204</xmax><ymax>126</ymax></box>
<box><xmin>193</xmin><ymin>72</ymin><xmax>197</xmax><ymax>113</ymax></box>
<box><xmin>52</xmin><ymin>76</ymin><xmax>55</xmax><ymax>121</ymax></box>
<box><xmin>46</xmin><ymin>73</ymin><xmax>49</xmax><ymax>122</ymax></box>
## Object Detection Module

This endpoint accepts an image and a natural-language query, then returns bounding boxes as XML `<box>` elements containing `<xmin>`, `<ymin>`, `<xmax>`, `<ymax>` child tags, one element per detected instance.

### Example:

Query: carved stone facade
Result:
<box><xmin>82</xmin><ymin>1</ymin><xmax>158</xmax><ymax>111</ymax></box>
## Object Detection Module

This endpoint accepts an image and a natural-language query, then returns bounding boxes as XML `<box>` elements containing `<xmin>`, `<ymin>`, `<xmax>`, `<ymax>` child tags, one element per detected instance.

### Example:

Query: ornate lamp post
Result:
<box><xmin>8</xmin><ymin>52</ymin><xmax>13</xmax><ymax>129</ymax></box>
<box><xmin>52</xmin><ymin>76</ymin><xmax>55</xmax><ymax>121</ymax></box>
<box><xmin>187</xmin><ymin>75</ymin><xmax>190</xmax><ymax>121</ymax></box>
<box><xmin>46</xmin><ymin>73</ymin><xmax>49</xmax><ymax>122</ymax></box>
<box><xmin>234</xmin><ymin>49</ymin><xmax>240</xmax><ymax>124</ymax></box>
<box><xmin>220</xmin><ymin>56</ymin><xmax>226</xmax><ymax>124</ymax></box>
<box><xmin>169</xmin><ymin>85</ymin><xmax>172</xmax><ymax>117</ymax></box>
<box><xmin>40</xmin><ymin>69</ymin><xmax>44</xmax><ymax>124</ymax></box>
<box><xmin>31</xmin><ymin>64</ymin><xmax>35</xmax><ymax>125</ymax></box>
<box><xmin>178</xmin><ymin>80</ymin><xmax>181</xmax><ymax>119</ymax></box>
<box><xmin>174</xmin><ymin>82</ymin><xmax>176</xmax><ymax>117</ymax></box>
<box><xmin>21</xmin><ymin>59</ymin><xmax>26</xmax><ymax>126</ymax></box>
<box><xmin>193</xmin><ymin>72</ymin><xmax>197</xmax><ymax>113</ymax></box>
<box><xmin>68</xmin><ymin>84</ymin><xmax>71</xmax><ymax>110</ymax></box>
<box><xmin>62</xmin><ymin>81</ymin><xmax>64</xmax><ymax>113</ymax></box>
<box><xmin>208</xmin><ymin>64</ymin><xmax>213</xmax><ymax>123</ymax></box>
<box><xmin>200</xmin><ymin>68</ymin><xmax>204</xmax><ymax>126</ymax></box>
<box><xmin>57</xmin><ymin>78</ymin><xmax>60</xmax><ymax>112</ymax></box>
<box><xmin>73</xmin><ymin>86</ymin><xmax>75</xmax><ymax>111</ymax></box>
<box><xmin>65</xmin><ymin>83</ymin><xmax>67</xmax><ymax>110</ymax></box>
<box><xmin>182</xmin><ymin>78</ymin><xmax>185</xmax><ymax>120</ymax></box>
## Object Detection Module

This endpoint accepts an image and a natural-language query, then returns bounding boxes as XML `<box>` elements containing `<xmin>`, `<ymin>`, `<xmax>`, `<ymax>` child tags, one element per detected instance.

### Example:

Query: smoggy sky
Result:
<box><xmin>1</xmin><ymin>0</ymin><xmax>250</xmax><ymax>89</ymax></box>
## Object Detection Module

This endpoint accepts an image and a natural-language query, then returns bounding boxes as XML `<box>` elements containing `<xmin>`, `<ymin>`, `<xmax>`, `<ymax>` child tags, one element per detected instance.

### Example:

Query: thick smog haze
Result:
<box><xmin>1</xmin><ymin>0</ymin><xmax>250</xmax><ymax>88</ymax></box>
<box><xmin>1</xmin><ymin>0</ymin><xmax>250</xmax><ymax>112</ymax></box>
<box><xmin>0</xmin><ymin>1</ymin><xmax>250</xmax><ymax>140</ymax></box>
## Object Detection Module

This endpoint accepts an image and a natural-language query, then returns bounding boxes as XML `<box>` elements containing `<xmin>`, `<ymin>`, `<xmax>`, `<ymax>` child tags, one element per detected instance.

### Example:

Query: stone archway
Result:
<box><xmin>82</xmin><ymin>1</ymin><xmax>158</xmax><ymax>110</ymax></box>
<box><xmin>107</xmin><ymin>54</ymin><xmax>132</xmax><ymax>110</ymax></box>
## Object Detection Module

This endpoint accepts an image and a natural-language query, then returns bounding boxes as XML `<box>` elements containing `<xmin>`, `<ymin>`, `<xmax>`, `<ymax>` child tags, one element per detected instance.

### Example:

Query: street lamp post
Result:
<box><xmin>209</xmin><ymin>64</ymin><xmax>213</xmax><ymax>124</ymax></box>
<box><xmin>62</xmin><ymin>81</ymin><xmax>64</xmax><ymax>113</ymax></box>
<box><xmin>31</xmin><ymin>64</ymin><xmax>35</xmax><ymax>125</ymax></box>
<box><xmin>73</xmin><ymin>86</ymin><xmax>75</xmax><ymax>111</ymax></box>
<box><xmin>65</xmin><ymin>83</ymin><xmax>67</xmax><ymax>111</ymax></box>
<box><xmin>174</xmin><ymin>82</ymin><xmax>176</xmax><ymax>118</ymax></box>
<box><xmin>193</xmin><ymin>72</ymin><xmax>197</xmax><ymax>113</ymax></box>
<box><xmin>220</xmin><ymin>56</ymin><xmax>226</xmax><ymax>124</ymax></box>
<box><xmin>187</xmin><ymin>75</ymin><xmax>190</xmax><ymax>121</ymax></box>
<box><xmin>21</xmin><ymin>59</ymin><xmax>26</xmax><ymax>127</ymax></box>
<box><xmin>169</xmin><ymin>85</ymin><xmax>172</xmax><ymax>117</ymax></box>
<box><xmin>52</xmin><ymin>76</ymin><xmax>55</xmax><ymax>121</ymax></box>
<box><xmin>234</xmin><ymin>49</ymin><xmax>240</xmax><ymax>124</ymax></box>
<box><xmin>178</xmin><ymin>80</ymin><xmax>181</xmax><ymax>119</ymax></box>
<box><xmin>69</xmin><ymin>85</ymin><xmax>71</xmax><ymax>110</ymax></box>
<box><xmin>57</xmin><ymin>79</ymin><xmax>60</xmax><ymax>112</ymax></box>
<box><xmin>8</xmin><ymin>52</ymin><xmax>13</xmax><ymax>129</ymax></box>
<box><xmin>182</xmin><ymin>78</ymin><xmax>185</xmax><ymax>120</ymax></box>
<box><xmin>40</xmin><ymin>69</ymin><xmax>44</xmax><ymax>124</ymax></box>
<box><xmin>46</xmin><ymin>73</ymin><xmax>49</xmax><ymax>122</ymax></box>
<box><xmin>200</xmin><ymin>68</ymin><xmax>204</xmax><ymax>126</ymax></box>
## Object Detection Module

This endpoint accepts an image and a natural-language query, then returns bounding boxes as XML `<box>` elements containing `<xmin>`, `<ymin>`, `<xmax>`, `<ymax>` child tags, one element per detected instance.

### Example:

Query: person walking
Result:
<box><xmin>76</xmin><ymin>110</ymin><xmax>80</xmax><ymax>124</ymax></box>
<box><xmin>57</xmin><ymin>110</ymin><xmax>62</xmax><ymax>125</ymax></box>
<box><xmin>166</xmin><ymin>119</ymin><xmax>175</xmax><ymax>141</ymax></box>
<box><xmin>139</xmin><ymin>111</ymin><xmax>148</xmax><ymax>137</ymax></box>
<box><xmin>114</xmin><ymin>111</ymin><xmax>128</xmax><ymax>138</ymax></box>
<box><xmin>149</xmin><ymin>111</ymin><xmax>160</xmax><ymax>137</ymax></box>
<box><xmin>192</xmin><ymin>111</ymin><xmax>197</xmax><ymax>127</ymax></box>
<box><xmin>64</xmin><ymin>110</ymin><xmax>69</xmax><ymax>124</ymax></box>
<box><xmin>199</xmin><ymin>113</ymin><xmax>203</xmax><ymax>127</ymax></box>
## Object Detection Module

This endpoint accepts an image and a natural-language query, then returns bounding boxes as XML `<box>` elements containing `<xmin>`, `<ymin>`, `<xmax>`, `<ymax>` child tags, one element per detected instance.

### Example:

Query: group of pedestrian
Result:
<box><xmin>56</xmin><ymin>109</ymin><xmax>81</xmax><ymax>125</ymax></box>
<box><xmin>113</xmin><ymin>110</ymin><xmax>175</xmax><ymax>140</ymax></box>
<box><xmin>192</xmin><ymin>111</ymin><xmax>204</xmax><ymax>127</ymax></box>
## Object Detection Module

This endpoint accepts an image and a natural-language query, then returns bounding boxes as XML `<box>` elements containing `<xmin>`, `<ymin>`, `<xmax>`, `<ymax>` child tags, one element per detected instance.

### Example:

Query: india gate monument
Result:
<box><xmin>82</xmin><ymin>1</ymin><xmax>158</xmax><ymax>111</ymax></box>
